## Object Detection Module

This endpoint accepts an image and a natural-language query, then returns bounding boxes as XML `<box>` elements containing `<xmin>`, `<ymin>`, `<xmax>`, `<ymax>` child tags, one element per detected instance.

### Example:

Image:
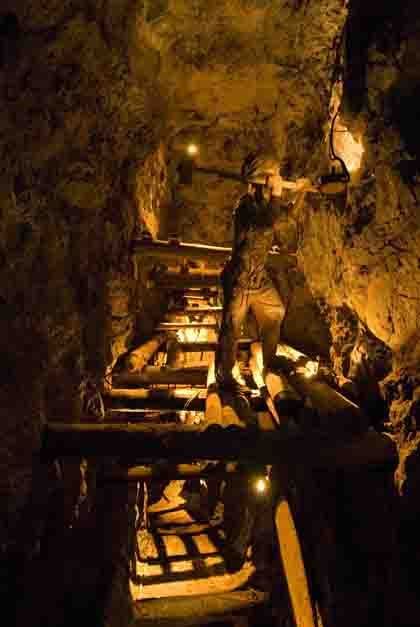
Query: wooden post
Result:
<box><xmin>205</xmin><ymin>358</ymin><xmax>223</xmax><ymax>426</ymax></box>
<box><xmin>275</xmin><ymin>494</ymin><xmax>316</xmax><ymax>627</ymax></box>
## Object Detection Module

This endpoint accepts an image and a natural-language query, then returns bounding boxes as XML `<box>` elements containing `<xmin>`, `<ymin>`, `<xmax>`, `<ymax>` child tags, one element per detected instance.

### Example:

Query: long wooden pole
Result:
<box><xmin>106</xmin><ymin>388</ymin><xmax>267</xmax><ymax>412</ymax></box>
<box><xmin>155</xmin><ymin>276</ymin><xmax>220</xmax><ymax>290</ymax></box>
<box><xmin>156</xmin><ymin>322</ymin><xmax>218</xmax><ymax>330</ymax></box>
<box><xmin>100</xmin><ymin>462</ymin><xmax>241</xmax><ymax>482</ymax></box>
<box><xmin>131</xmin><ymin>237</ymin><xmax>281</xmax><ymax>262</ymax></box>
<box><xmin>112</xmin><ymin>366</ymin><xmax>208</xmax><ymax>388</ymax></box>
<box><xmin>176</xmin><ymin>339</ymin><xmax>252</xmax><ymax>352</ymax></box>
<box><xmin>124</xmin><ymin>333</ymin><xmax>167</xmax><ymax>373</ymax></box>
<box><xmin>42</xmin><ymin>422</ymin><xmax>397</xmax><ymax>469</ymax></box>
<box><xmin>132</xmin><ymin>590</ymin><xmax>268</xmax><ymax>627</ymax></box>
<box><xmin>275</xmin><ymin>495</ymin><xmax>316</xmax><ymax>627</ymax></box>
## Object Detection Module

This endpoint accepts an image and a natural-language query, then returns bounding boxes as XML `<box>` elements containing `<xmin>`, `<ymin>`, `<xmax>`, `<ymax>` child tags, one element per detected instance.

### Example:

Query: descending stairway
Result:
<box><xmin>131</xmin><ymin>494</ymin><xmax>255</xmax><ymax>601</ymax></box>
<box><xmin>106</xmin><ymin>271</ymin><xmax>289</xmax><ymax>625</ymax></box>
<box><xmin>41</xmin><ymin>240</ymin><xmax>399</xmax><ymax>627</ymax></box>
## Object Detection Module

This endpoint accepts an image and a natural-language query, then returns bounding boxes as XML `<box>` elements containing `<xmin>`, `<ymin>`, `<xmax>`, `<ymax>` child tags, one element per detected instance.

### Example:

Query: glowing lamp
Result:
<box><xmin>186</xmin><ymin>143</ymin><xmax>199</xmax><ymax>157</ymax></box>
<box><xmin>254</xmin><ymin>476</ymin><xmax>270</xmax><ymax>495</ymax></box>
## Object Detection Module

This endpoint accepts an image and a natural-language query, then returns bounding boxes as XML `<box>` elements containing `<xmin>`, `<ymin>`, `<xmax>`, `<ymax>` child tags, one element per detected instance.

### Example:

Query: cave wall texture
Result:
<box><xmin>0</xmin><ymin>0</ymin><xmax>169</xmax><ymax>603</ymax></box>
<box><xmin>2</xmin><ymin>0</ymin><xmax>420</xmax><ymax>626</ymax></box>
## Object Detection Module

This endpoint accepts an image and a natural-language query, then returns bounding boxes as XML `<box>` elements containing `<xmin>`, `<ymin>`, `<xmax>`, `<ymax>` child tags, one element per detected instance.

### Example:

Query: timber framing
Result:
<box><xmin>42</xmin><ymin>422</ymin><xmax>397</xmax><ymax>469</ymax></box>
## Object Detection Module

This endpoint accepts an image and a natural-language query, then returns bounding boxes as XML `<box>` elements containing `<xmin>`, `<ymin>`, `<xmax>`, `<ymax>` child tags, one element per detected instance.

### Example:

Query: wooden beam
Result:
<box><xmin>250</xmin><ymin>343</ymin><xmax>303</xmax><ymax>418</ymax></box>
<box><xmin>132</xmin><ymin>237</ymin><xmax>281</xmax><ymax>264</ymax></box>
<box><xmin>156</xmin><ymin>322</ymin><xmax>218</xmax><ymax>330</ymax></box>
<box><xmin>275</xmin><ymin>496</ymin><xmax>316</xmax><ymax>627</ymax></box>
<box><xmin>132</xmin><ymin>590</ymin><xmax>268</xmax><ymax>627</ymax></box>
<box><xmin>112</xmin><ymin>366</ymin><xmax>208</xmax><ymax>388</ymax></box>
<box><xmin>155</xmin><ymin>275</ymin><xmax>220</xmax><ymax>290</ymax></box>
<box><xmin>100</xmin><ymin>462</ymin><xmax>241</xmax><ymax>482</ymax></box>
<box><xmin>105</xmin><ymin>409</ymin><xmax>202</xmax><ymax>422</ymax></box>
<box><xmin>170</xmin><ymin>307</ymin><xmax>223</xmax><ymax>314</ymax></box>
<box><xmin>132</xmin><ymin>238</ymin><xmax>232</xmax><ymax>262</ymax></box>
<box><xmin>182</xmin><ymin>289</ymin><xmax>218</xmax><ymax>298</ymax></box>
<box><xmin>177</xmin><ymin>339</ymin><xmax>252</xmax><ymax>352</ymax></box>
<box><xmin>42</xmin><ymin>422</ymin><xmax>397</xmax><ymax>469</ymax></box>
<box><xmin>124</xmin><ymin>333</ymin><xmax>167</xmax><ymax>373</ymax></box>
<box><xmin>105</xmin><ymin>387</ymin><xmax>206</xmax><ymax>410</ymax></box>
<box><xmin>106</xmin><ymin>388</ymin><xmax>267</xmax><ymax>412</ymax></box>
<box><xmin>288</xmin><ymin>373</ymin><xmax>368</xmax><ymax>436</ymax></box>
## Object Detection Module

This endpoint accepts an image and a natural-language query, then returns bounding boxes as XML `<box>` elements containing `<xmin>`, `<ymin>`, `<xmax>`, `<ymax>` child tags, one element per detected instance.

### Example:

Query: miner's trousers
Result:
<box><xmin>216</xmin><ymin>281</ymin><xmax>285</xmax><ymax>384</ymax></box>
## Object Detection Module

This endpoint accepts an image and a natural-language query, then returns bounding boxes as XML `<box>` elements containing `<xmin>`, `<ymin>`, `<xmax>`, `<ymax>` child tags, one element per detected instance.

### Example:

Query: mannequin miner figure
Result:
<box><xmin>215</xmin><ymin>152</ymin><xmax>311</xmax><ymax>391</ymax></box>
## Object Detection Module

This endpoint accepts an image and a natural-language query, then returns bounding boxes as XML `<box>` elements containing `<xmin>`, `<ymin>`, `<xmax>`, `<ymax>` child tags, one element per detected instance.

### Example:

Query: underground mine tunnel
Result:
<box><xmin>2</xmin><ymin>1</ymin><xmax>420</xmax><ymax>626</ymax></box>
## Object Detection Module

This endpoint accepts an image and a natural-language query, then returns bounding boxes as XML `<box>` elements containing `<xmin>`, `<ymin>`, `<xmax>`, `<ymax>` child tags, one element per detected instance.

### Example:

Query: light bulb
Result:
<box><xmin>187</xmin><ymin>143</ymin><xmax>199</xmax><ymax>156</ymax></box>
<box><xmin>255</xmin><ymin>477</ymin><xmax>269</xmax><ymax>494</ymax></box>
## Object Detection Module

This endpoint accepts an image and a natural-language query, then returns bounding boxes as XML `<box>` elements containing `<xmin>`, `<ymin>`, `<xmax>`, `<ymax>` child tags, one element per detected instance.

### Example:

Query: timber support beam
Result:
<box><xmin>41</xmin><ymin>422</ymin><xmax>398</xmax><ymax>469</ymax></box>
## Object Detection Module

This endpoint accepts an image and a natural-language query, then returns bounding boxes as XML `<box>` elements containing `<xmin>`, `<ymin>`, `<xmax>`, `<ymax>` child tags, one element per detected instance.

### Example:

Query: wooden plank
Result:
<box><xmin>112</xmin><ymin>366</ymin><xmax>208</xmax><ymax>388</ymax></box>
<box><xmin>42</xmin><ymin>423</ymin><xmax>398</xmax><ymax>469</ymax></box>
<box><xmin>132</xmin><ymin>590</ymin><xmax>268</xmax><ymax>627</ymax></box>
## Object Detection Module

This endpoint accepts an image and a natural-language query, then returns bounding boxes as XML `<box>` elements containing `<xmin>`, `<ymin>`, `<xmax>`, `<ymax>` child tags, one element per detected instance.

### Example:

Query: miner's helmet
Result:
<box><xmin>241</xmin><ymin>152</ymin><xmax>279</xmax><ymax>185</ymax></box>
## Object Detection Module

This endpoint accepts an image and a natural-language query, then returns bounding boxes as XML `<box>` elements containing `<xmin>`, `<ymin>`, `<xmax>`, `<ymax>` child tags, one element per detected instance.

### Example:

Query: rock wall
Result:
<box><xmin>295</xmin><ymin>2</ymin><xmax>420</xmax><ymax>622</ymax></box>
<box><xmin>296</xmin><ymin>0</ymin><xmax>420</xmax><ymax>482</ymax></box>
<box><xmin>0</xmin><ymin>2</ymin><xmax>169</xmax><ymax>622</ymax></box>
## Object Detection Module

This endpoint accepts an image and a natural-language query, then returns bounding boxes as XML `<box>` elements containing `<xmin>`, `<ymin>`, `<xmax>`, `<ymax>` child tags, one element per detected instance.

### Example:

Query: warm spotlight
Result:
<box><xmin>187</xmin><ymin>143</ymin><xmax>199</xmax><ymax>157</ymax></box>
<box><xmin>254</xmin><ymin>476</ymin><xmax>270</xmax><ymax>495</ymax></box>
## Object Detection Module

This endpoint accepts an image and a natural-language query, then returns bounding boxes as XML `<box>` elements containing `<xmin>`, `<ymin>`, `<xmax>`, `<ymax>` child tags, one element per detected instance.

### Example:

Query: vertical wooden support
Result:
<box><xmin>205</xmin><ymin>357</ymin><xmax>223</xmax><ymax>425</ymax></box>
<box><xmin>275</xmin><ymin>490</ymin><xmax>316</xmax><ymax>627</ymax></box>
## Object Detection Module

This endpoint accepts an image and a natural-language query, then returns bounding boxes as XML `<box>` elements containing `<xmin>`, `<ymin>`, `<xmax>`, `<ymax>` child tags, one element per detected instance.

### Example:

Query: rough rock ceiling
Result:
<box><xmin>136</xmin><ymin>0</ymin><xmax>347</xmax><ymax>243</ymax></box>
